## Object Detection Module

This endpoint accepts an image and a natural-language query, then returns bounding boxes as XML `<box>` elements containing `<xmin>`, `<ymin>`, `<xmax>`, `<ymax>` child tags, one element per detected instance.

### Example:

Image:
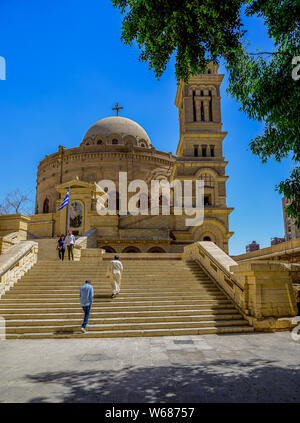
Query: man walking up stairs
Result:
<box><xmin>106</xmin><ymin>255</ymin><xmax>123</xmax><ymax>298</ymax></box>
<box><xmin>79</xmin><ymin>280</ymin><xmax>94</xmax><ymax>333</ymax></box>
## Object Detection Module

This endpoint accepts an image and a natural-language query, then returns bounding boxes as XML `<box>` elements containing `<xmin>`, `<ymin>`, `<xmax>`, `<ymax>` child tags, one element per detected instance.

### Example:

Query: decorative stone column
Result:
<box><xmin>203</xmin><ymin>99</ymin><xmax>210</xmax><ymax>122</ymax></box>
<box><xmin>194</xmin><ymin>98</ymin><xmax>202</xmax><ymax>121</ymax></box>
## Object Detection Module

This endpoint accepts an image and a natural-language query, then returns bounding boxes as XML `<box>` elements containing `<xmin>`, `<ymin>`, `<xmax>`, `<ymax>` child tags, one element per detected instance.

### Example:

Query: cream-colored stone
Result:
<box><xmin>0</xmin><ymin>240</ymin><xmax>38</xmax><ymax>298</ymax></box>
<box><xmin>0</xmin><ymin>214</ymin><xmax>30</xmax><ymax>241</ymax></box>
<box><xmin>80</xmin><ymin>248</ymin><xmax>105</xmax><ymax>263</ymax></box>
<box><xmin>183</xmin><ymin>241</ymin><xmax>298</xmax><ymax>332</ymax></box>
<box><xmin>232</xmin><ymin>238</ymin><xmax>300</xmax><ymax>263</ymax></box>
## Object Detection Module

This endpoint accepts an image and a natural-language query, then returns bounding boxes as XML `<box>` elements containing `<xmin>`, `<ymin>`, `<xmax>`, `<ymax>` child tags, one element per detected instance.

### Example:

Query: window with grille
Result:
<box><xmin>199</xmin><ymin>173</ymin><xmax>214</xmax><ymax>188</ymax></box>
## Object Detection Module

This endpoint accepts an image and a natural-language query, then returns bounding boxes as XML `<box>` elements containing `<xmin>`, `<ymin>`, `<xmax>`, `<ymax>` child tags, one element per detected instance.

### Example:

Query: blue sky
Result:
<box><xmin>0</xmin><ymin>0</ymin><xmax>292</xmax><ymax>255</ymax></box>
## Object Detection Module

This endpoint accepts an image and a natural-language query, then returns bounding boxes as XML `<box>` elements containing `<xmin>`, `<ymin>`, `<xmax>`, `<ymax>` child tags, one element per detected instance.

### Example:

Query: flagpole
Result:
<box><xmin>58</xmin><ymin>187</ymin><xmax>70</xmax><ymax>234</ymax></box>
<box><xmin>67</xmin><ymin>187</ymin><xmax>70</xmax><ymax>234</ymax></box>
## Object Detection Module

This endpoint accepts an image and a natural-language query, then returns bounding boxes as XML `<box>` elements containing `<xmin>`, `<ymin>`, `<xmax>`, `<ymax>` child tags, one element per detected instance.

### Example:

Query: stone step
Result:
<box><xmin>20</xmin><ymin>270</ymin><xmax>207</xmax><ymax>276</ymax></box>
<box><xmin>23</xmin><ymin>263</ymin><xmax>203</xmax><ymax>268</ymax></box>
<box><xmin>22</xmin><ymin>264</ymin><xmax>202</xmax><ymax>268</ymax></box>
<box><xmin>35</xmin><ymin>259</ymin><xmax>184</xmax><ymax>263</ymax></box>
<box><xmin>31</xmin><ymin>271</ymin><xmax>202</xmax><ymax>275</ymax></box>
<box><xmin>13</xmin><ymin>282</ymin><xmax>214</xmax><ymax>288</ymax></box>
<box><xmin>5</xmin><ymin>319</ymin><xmax>250</xmax><ymax>334</ymax></box>
<box><xmin>5</xmin><ymin>314</ymin><xmax>245</xmax><ymax>327</ymax></box>
<box><xmin>5</xmin><ymin>325</ymin><xmax>254</xmax><ymax>339</ymax></box>
<box><xmin>0</xmin><ymin>303</ymin><xmax>235</xmax><ymax>313</ymax></box>
<box><xmin>0</xmin><ymin>298</ymin><xmax>232</xmax><ymax>307</ymax></box>
<box><xmin>0</xmin><ymin>308</ymin><xmax>240</xmax><ymax>319</ymax></box>
<box><xmin>9</xmin><ymin>286</ymin><xmax>221</xmax><ymax>294</ymax></box>
<box><xmin>2</xmin><ymin>293</ymin><xmax>228</xmax><ymax>302</ymax></box>
<box><xmin>20</xmin><ymin>273</ymin><xmax>208</xmax><ymax>278</ymax></box>
<box><xmin>0</xmin><ymin>256</ymin><xmax>253</xmax><ymax>338</ymax></box>
<box><xmin>26</xmin><ymin>274</ymin><xmax>207</xmax><ymax>277</ymax></box>
<box><xmin>31</xmin><ymin>265</ymin><xmax>192</xmax><ymax>270</ymax></box>
<box><xmin>18</xmin><ymin>278</ymin><xmax>211</xmax><ymax>283</ymax></box>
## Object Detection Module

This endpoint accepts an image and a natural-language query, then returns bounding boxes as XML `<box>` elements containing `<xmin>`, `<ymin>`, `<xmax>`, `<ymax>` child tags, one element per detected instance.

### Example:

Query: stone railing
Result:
<box><xmin>73</xmin><ymin>228</ymin><xmax>103</xmax><ymax>261</ymax></box>
<box><xmin>0</xmin><ymin>232</ymin><xmax>20</xmax><ymax>254</ymax></box>
<box><xmin>0</xmin><ymin>241</ymin><xmax>38</xmax><ymax>298</ymax></box>
<box><xmin>183</xmin><ymin>241</ymin><xmax>298</xmax><ymax>331</ymax></box>
<box><xmin>232</xmin><ymin>238</ymin><xmax>300</xmax><ymax>263</ymax></box>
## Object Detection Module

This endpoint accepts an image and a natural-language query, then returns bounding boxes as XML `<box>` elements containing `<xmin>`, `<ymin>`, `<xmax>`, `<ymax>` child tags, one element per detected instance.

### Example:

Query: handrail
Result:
<box><xmin>196</xmin><ymin>243</ymin><xmax>244</xmax><ymax>292</ymax></box>
<box><xmin>0</xmin><ymin>244</ymin><xmax>36</xmax><ymax>279</ymax></box>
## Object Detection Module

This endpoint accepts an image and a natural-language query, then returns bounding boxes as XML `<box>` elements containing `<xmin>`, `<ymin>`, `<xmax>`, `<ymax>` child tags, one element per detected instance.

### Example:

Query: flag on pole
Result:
<box><xmin>58</xmin><ymin>188</ymin><xmax>70</xmax><ymax>211</ymax></box>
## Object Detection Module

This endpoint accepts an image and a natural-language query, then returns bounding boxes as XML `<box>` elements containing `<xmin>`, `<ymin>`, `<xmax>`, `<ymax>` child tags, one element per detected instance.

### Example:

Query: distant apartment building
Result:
<box><xmin>282</xmin><ymin>197</ymin><xmax>300</xmax><ymax>241</ymax></box>
<box><xmin>246</xmin><ymin>241</ymin><xmax>260</xmax><ymax>253</ymax></box>
<box><xmin>271</xmin><ymin>237</ymin><xmax>285</xmax><ymax>246</ymax></box>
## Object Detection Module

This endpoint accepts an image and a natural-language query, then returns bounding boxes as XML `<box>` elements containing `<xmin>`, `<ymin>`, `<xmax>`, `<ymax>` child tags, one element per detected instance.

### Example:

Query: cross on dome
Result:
<box><xmin>112</xmin><ymin>102</ymin><xmax>124</xmax><ymax>116</ymax></box>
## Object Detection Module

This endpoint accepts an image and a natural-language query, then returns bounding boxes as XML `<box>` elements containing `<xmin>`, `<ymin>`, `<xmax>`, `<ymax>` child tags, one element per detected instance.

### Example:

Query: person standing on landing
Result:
<box><xmin>57</xmin><ymin>235</ymin><xmax>66</xmax><ymax>261</ymax></box>
<box><xmin>80</xmin><ymin>280</ymin><xmax>94</xmax><ymax>333</ymax></box>
<box><xmin>65</xmin><ymin>231</ymin><xmax>76</xmax><ymax>261</ymax></box>
<box><xmin>106</xmin><ymin>255</ymin><xmax>123</xmax><ymax>298</ymax></box>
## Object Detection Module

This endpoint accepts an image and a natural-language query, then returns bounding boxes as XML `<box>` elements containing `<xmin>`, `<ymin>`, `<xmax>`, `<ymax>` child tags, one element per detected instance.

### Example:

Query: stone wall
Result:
<box><xmin>0</xmin><ymin>214</ymin><xmax>30</xmax><ymax>240</ymax></box>
<box><xmin>183</xmin><ymin>241</ymin><xmax>298</xmax><ymax>331</ymax></box>
<box><xmin>232</xmin><ymin>238</ymin><xmax>300</xmax><ymax>263</ymax></box>
<box><xmin>27</xmin><ymin>213</ymin><xmax>54</xmax><ymax>238</ymax></box>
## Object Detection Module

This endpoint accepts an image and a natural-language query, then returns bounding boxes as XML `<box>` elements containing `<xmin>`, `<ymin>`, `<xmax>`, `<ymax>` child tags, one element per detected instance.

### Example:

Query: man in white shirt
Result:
<box><xmin>106</xmin><ymin>255</ymin><xmax>123</xmax><ymax>298</ymax></box>
<box><xmin>65</xmin><ymin>231</ymin><xmax>76</xmax><ymax>261</ymax></box>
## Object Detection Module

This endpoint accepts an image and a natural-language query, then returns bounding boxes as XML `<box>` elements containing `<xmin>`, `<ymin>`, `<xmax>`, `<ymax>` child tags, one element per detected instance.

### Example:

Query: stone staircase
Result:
<box><xmin>0</xmin><ymin>256</ymin><xmax>254</xmax><ymax>338</ymax></box>
<box><xmin>30</xmin><ymin>238</ymin><xmax>59</xmax><ymax>261</ymax></box>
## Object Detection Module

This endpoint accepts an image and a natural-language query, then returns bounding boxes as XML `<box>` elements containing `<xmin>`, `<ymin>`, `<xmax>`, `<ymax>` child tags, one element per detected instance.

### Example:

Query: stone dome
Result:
<box><xmin>82</xmin><ymin>116</ymin><xmax>152</xmax><ymax>147</ymax></box>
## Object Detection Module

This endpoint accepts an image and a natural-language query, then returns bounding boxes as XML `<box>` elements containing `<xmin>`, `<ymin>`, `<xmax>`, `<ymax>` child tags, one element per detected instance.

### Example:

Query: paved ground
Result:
<box><xmin>0</xmin><ymin>332</ymin><xmax>299</xmax><ymax>403</ymax></box>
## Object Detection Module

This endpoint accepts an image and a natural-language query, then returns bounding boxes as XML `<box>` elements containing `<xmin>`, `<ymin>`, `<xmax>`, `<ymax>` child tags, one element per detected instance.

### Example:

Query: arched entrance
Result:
<box><xmin>122</xmin><ymin>246</ymin><xmax>141</xmax><ymax>253</ymax></box>
<box><xmin>100</xmin><ymin>246</ymin><xmax>116</xmax><ymax>253</ymax></box>
<box><xmin>147</xmin><ymin>247</ymin><xmax>166</xmax><ymax>253</ymax></box>
<box><xmin>43</xmin><ymin>198</ymin><xmax>49</xmax><ymax>214</ymax></box>
<box><xmin>203</xmin><ymin>236</ymin><xmax>211</xmax><ymax>241</ymax></box>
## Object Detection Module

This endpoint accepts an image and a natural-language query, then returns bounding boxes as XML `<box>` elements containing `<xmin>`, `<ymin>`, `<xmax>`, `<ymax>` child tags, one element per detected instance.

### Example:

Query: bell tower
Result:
<box><xmin>173</xmin><ymin>64</ymin><xmax>233</xmax><ymax>253</ymax></box>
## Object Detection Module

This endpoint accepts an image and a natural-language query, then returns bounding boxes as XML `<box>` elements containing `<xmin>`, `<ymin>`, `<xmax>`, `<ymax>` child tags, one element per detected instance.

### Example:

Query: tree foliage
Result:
<box><xmin>111</xmin><ymin>0</ymin><xmax>245</xmax><ymax>81</ymax></box>
<box><xmin>112</xmin><ymin>0</ymin><xmax>300</xmax><ymax>227</ymax></box>
<box><xmin>226</xmin><ymin>0</ymin><xmax>300</xmax><ymax>226</ymax></box>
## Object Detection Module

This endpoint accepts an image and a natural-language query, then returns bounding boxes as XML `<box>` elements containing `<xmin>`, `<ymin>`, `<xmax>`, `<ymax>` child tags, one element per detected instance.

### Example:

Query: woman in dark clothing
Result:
<box><xmin>57</xmin><ymin>235</ymin><xmax>66</xmax><ymax>261</ymax></box>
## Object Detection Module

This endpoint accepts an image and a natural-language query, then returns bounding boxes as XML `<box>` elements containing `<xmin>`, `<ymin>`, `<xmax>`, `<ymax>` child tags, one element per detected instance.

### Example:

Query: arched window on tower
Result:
<box><xmin>201</xmin><ymin>102</ymin><xmax>205</xmax><ymax>121</ymax></box>
<box><xmin>200</xmin><ymin>173</ymin><xmax>214</xmax><ymax>188</ymax></box>
<box><xmin>97</xmin><ymin>139</ymin><xmax>103</xmax><ymax>145</ymax></box>
<box><xmin>209</xmin><ymin>91</ymin><xmax>213</xmax><ymax>121</ymax></box>
<box><xmin>43</xmin><ymin>198</ymin><xmax>49</xmax><ymax>214</ymax></box>
<box><xmin>204</xmin><ymin>195</ymin><xmax>212</xmax><ymax>206</ymax></box>
<box><xmin>112</xmin><ymin>139</ymin><xmax>118</xmax><ymax>145</ymax></box>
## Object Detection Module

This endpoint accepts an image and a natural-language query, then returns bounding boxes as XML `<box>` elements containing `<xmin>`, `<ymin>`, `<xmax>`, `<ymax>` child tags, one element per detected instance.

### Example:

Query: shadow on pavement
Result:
<box><xmin>26</xmin><ymin>358</ymin><xmax>300</xmax><ymax>403</ymax></box>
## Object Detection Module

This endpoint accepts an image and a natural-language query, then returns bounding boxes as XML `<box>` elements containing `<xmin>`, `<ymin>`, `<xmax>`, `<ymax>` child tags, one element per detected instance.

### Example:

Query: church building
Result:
<box><xmin>30</xmin><ymin>64</ymin><xmax>233</xmax><ymax>254</ymax></box>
